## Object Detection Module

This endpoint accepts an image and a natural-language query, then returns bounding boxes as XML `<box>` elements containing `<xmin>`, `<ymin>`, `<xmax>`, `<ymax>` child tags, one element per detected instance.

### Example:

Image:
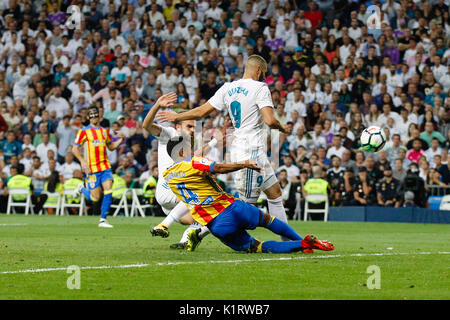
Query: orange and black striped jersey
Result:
<box><xmin>163</xmin><ymin>156</ymin><xmax>235</xmax><ymax>226</ymax></box>
<box><xmin>74</xmin><ymin>125</ymin><xmax>112</xmax><ymax>173</ymax></box>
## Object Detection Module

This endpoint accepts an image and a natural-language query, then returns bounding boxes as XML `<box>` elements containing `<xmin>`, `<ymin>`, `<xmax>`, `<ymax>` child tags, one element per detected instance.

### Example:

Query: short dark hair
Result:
<box><xmin>166</xmin><ymin>136</ymin><xmax>185</xmax><ymax>158</ymax></box>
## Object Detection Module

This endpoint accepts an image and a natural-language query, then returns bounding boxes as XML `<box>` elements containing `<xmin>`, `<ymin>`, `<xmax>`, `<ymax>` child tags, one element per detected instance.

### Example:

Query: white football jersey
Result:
<box><xmin>208</xmin><ymin>79</ymin><xmax>274</xmax><ymax>152</ymax></box>
<box><xmin>157</xmin><ymin>126</ymin><xmax>179</xmax><ymax>182</ymax></box>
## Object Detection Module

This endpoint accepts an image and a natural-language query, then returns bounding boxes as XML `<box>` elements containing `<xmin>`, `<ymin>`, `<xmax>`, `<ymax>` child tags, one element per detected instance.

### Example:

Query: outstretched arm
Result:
<box><xmin>142</xmin><ymin>92</ymin><xmax>178</xmax><ymax>136</ymax></box>
<box><xmin>156</xmin><ymin>102</ymin><xmax>216</xmax><ymax>122</ymax></box>
<box><xmin>212</xmin><ymin>160</ymin><xmax>261</xmax><ymax>174</ymax></box>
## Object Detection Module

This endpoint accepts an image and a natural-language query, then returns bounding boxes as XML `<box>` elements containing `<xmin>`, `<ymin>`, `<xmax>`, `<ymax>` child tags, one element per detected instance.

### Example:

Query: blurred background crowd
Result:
<box><xmin>0</xmin><ymin>0</ymin><xmax>448</xmax><ymax>216</ymax></box>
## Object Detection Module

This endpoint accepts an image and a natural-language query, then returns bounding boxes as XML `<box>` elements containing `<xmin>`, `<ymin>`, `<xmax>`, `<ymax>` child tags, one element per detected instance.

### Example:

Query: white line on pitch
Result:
<box><xmin>0</xmin><ymin>224</ymin><xmax>28</xmax><ymax>226</ymax></box>
<box><xmin>1</xmin><ymin>252</ymin><xmax>449</xmax><ymax>275</ymax></box>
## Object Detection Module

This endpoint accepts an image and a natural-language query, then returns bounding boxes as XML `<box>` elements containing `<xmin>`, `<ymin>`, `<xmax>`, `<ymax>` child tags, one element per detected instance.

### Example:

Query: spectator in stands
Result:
<box><xmin>1</xmin><ymin>154</ymin><xmax>19</xmax><ymax>179</ymax></box>
<box><xmin>341</xmin><ymin>168</ymin><xmax>355</xmax><ymax>206</ymax></box>
<box><xmin>420</xmin><ymin>121</ymin><xmax>445</xmax><ymax>148</ymax></box>
<box><xmin>33</xmin><ymin>122</ymin><xmax>57</xmax><ymax>147</ymax></box>
<box><xmin>36</xmin><ymin>133</ymin><xmax>57</xmax><ymax>165</ymax></box>
<box><xmin>427</xmin><ymin>168</ymin><xmax>448</xmax><ymax>188</ymax></box>
<box><xmin>407</xmin><ymin>138</ymin><xmax>426</xmax><ymax>164</ymax></box>
<box><xmin>326</xmin><ymin>156</ymin><xmax>345</xmax><ymax>206</ymax></box>
<box><xmin>20</xmin><ymin>148</ymin><xmax>33</xmax><ymax>175</ymax></box>
<box><xmin>385</xmin><ymin>134</ymin><xmax>402</xmax><ymax>164</ymax></box>
<box><xmin>326</xmin><ymin>135</ymin><xmax>346</xmax><ymax>160</ymax></box>
<box><xmin>376</xmin><ymin>165</ymin><xmax>401</xmax><ymax>208</ymax></box>
<box><xmin>317</xmin><ymin>146</ymin><xmax>331</xmax><ymax>170</ymax></box>
<box><xmin>277</xmin><ymin>169</ymin><xmax>298</xmax><ymax>220</ymax></box>
<box><xmin>353</xmin><ymin>167</ymin><xmax>377</xmax><ymax>206</ymax></box>
<box><xmin>277</xmin><ymin>156</ymin><xmax>300</xmax><ymax>182</ymax></box>
<box><xmin>433</xmin><ymin>155</ymin><xmax>450</xmax><ymax>184</ymax></box>
<box><xmin>341</xmin><ymin>149</ymin><xmax>356</xmax><ymax>173</ymax></box>
<box><xmin>60</xmin><ymin>152</ymin><xmax>81</xmax><ymax>183</ymax></box>
<box><xmin>56</xmin><ymin>115</ymin><xmax>75</xmax><ymax>164</ymax></box>
<box><xmin>0</xmin><ymin>131</ymin><xmax>22</xmax><ymax>162</ymax></box>
<box><xmin>393</xmin><ymin>158</ymin><xmax>407</xmax><ymax>182</ymax></box>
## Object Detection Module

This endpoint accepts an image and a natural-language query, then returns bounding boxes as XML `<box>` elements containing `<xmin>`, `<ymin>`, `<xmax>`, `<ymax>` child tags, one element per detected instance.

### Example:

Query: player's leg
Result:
<box><xmin>235</xmin><ymin>151</ymin><xmax>289</xmax><ymax>236</ymax></box>
<box><xmin>76</xmin><ymin>173</ymin><xmax>101</xmax><ymax>203</ymax></box>
<box><xmin>77</xmin><ymin>172</ymin><xmax>103</xmax><ymax>222</ymax></box>
<box><xmin>151</xmin><ymin>188</ymin><xmax>205</xmax><ymax>247</ymax></box>
<box><xmin>257</xmin><ymin>210</ymin><xmax>334</xmax><ymax>252</ymax></box>
<box><xmin>99</xmin><ymin>179</ymin><xmax>113</xmax><ymax>226</ymax></box>
<box><xmin>187</xmin><ymin>203</ymin><xmax>241</xmax><ymax>252</ymax></box>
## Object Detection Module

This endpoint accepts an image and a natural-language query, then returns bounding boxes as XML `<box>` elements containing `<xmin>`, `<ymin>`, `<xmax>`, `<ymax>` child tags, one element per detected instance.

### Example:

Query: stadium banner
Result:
<box><xmin>328</xmin><ymin>206</ymin><xmax>366</xmax><ymax>222</ymax></box>
<box><xmin>366</xmin><ymin>207</ymin><xmax>415</xmax><ymax>223</ymax></box>
<box><xmin>329</xmin><ymin>207</ymin><xmax>450</xmax><ymax>224</ymax></box>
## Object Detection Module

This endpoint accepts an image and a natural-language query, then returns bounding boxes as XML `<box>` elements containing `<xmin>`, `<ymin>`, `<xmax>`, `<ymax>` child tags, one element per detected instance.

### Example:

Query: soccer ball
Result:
<box><xmin>360</xmin><ymin>126</ymin><xmax>386</xmax><ymax>152</ymax></box>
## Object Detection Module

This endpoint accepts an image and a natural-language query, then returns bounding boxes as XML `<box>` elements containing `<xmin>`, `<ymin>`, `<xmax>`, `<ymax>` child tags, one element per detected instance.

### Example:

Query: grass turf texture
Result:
<box><xmin>0</xmin><ymin>215</ymin><xmax>449</xmax><ymax>300</ymax></box>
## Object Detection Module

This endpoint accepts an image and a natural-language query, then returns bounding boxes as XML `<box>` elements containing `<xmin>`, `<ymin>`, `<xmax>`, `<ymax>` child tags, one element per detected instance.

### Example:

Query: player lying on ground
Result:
<box><xmin>162</xmin><ymin>137</ymin><xmax>334</xmax><ymax>253</ymax></box>
<box><xmin>143</xmin><ymin>92</ymin><xmax>220</xmax><ymax>248</ymax></box>
<box><xmin>72</xmin><ymin>106</ymin><xmax>125</xmax><ymax>228</ymax></box>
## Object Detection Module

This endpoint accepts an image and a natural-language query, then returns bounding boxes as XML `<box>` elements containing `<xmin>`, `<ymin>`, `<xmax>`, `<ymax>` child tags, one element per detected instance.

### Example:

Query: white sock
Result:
<box><xmin>161</xmin><ymin>202</ymin><xmax>190</xmax><ymax>227</ymax></box>
<box><xmin>179</xmin><ymin>222</ymin><xmax>201</xmax><ymax>243</ymax></box>
<box><xmin>198</xmin><ymin>226</ymin><xmax>210</xmax><ymax>239</ymax></box>
<box><xmin>267</xmin><ymin>196</ymin><xmax>290</xmax><ymax>241</ymax></box>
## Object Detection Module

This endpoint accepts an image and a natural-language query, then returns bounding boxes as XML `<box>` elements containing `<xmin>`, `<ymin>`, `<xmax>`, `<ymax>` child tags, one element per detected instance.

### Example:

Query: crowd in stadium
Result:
<box><xmin>0</xmin><ymin>0</ymin><xmax>448</xmax><ymax>216</ymax></box>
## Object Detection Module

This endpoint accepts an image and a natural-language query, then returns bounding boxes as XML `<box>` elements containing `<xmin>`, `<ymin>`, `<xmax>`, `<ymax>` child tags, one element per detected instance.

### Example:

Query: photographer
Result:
<box><xmin>398</xmin><ymin>164</ymin><xmax>427</xmax><ymax>208</ymax></box>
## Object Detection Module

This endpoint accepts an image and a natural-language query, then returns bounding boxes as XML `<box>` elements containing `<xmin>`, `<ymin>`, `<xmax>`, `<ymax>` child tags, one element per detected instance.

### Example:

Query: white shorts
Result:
<box><xmin>155</xmin><ymin>180</ymin><xmax>179</xmax><ymax>215</ymax></box>
<box><xmin>231</xmin><ymin>147</ymin><xmax>277</xmax><ymax>203</ymax></box>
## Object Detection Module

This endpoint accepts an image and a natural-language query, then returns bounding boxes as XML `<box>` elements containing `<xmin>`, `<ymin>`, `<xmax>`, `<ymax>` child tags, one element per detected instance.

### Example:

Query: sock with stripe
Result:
<box><xmin>264</xmin><ymin>216</ymin><xmax>303</xmax><ymax>241</ymax></box>
<box><xmin>258</xmin><ymin>240</ymin><xmax>303</xmax><ymax>253</ymax></box>
<box><xmin>100</xmin><ymin>191</ymin><xmax>113</xmax><ymax>219</ymax></box>
<box><xmin>179</xmin><ymin>222</ymin><xmax>201</xmax><ymax>243</ymax></box>
<box><xmin>267</xmin><ymin>196</ymin><xmax>290</xmax><ymax>241</ymax></box>
<box><xmin>198</xmin><ymin>226</ymin><xmax>210</xmax><ymax>239</ymax></box>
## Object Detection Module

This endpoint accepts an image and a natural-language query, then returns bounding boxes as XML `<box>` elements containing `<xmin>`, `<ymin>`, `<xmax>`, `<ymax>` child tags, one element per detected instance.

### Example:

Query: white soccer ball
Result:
<box><xmin>360</xmin><ymin>126</ymin><xmax>386</xmax><ymax>152</ymax></box>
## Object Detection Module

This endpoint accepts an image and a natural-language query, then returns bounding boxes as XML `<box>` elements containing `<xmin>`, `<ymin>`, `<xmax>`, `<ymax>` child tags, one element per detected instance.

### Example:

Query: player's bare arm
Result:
<box><xmin>142</xmin><ymin>92</ymin><xmax>178</xmax><ymax>136</ymax></box>
<box><xmin>260</xmin><ymin>106</ymin><xmax>288</xmax><ymax>133</ymax></box>
<box><xmin>156</xmin><ymin>102</ymin><xmax>216</xmax><ymax>122</ymax></box>
<box><xmin>212</xmin><ymin>160</ymin><xmax>261</xmax><ymax>174</ymax></box>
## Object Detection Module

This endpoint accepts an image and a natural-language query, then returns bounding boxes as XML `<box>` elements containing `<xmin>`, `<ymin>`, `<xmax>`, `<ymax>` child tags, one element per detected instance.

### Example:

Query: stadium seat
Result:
<box><xmin>304</xmin><ymin>194</ymin><xmax>329</xmax><ymax>222</ymax></box>
<box><xmin>130</xmin><ymin>189</ymin><xmax>152</xmax><ymax>217</ymax></box>
<box><xmin>6</xmin><ymin>188</ymin><xmax>34</xmax><ymax>215</ymax></box>
<box><xmin>112</xmin><ymin>189</ymin><xmax>132</xmax><ymax>217</ymax></box>
<box><xmin>439</xmin><ymin>195</ymin><xmax>450</xmax><ymax>211</ymax></box>
<box><xmin>60</xmin><ymin>190</ymin><xmax>85</xmax><ymax>216</ymax></box>
<box><xmin>42</xmin><ymin>191</ymin><xmax>62</xmax><ymax>216</ymax></box>
<box><xmin>428</xmin><ymin>196</ymin><xmax>443</xmax><ymax>210</ymax></box>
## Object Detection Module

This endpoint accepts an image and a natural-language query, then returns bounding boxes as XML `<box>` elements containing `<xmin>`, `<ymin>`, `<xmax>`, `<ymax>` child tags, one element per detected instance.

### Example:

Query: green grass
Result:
<box><xmin>0</xmin><ymin>215</ymin><xmax>449</xmax><ymax>300</ymax></box>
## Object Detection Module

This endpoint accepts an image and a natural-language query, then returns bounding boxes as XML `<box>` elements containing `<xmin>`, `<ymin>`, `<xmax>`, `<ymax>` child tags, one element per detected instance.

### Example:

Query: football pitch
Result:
<box><xmin>0</xmin><ymin>215</ymin><xmax>449</xmax><ymax>300</ymax></box>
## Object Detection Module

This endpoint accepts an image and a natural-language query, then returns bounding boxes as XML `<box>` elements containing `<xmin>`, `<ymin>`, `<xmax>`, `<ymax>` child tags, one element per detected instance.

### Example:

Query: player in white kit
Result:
<box><xmin>157</xmin><ymin>55</ymin><xmax>290</xmax><ymax>241</ymax></box>
<box><xmin>142</xmin><ymin>92</ymin><xmax>201</xmax><ymax>248</ymax></box>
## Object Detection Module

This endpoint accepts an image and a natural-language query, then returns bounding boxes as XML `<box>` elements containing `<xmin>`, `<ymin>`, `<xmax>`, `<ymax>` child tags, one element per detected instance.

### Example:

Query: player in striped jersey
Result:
<box><xmin>72</xmin><ymin>106</ymin><xmax>125</xmax><ymax>228</ymax></box>
<box><xmin>163</xmin><ymin>137</ymin><xmax>334</xmax><ymax>253</ymax></box>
